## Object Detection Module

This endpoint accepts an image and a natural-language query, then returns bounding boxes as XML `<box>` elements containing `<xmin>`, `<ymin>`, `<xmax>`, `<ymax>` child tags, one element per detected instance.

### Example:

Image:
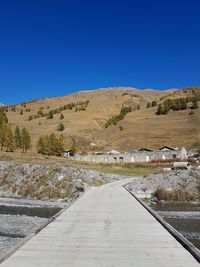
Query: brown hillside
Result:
<box><xmin>5</xmin><ymin>87</ymin><xmax>200</xmax><ymax>152</ymax></box>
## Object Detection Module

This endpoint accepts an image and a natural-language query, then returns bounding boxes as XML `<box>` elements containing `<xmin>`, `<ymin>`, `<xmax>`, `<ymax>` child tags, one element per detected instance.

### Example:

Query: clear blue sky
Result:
<box><xmin>1</xmin><ymin>0</ymin><xmax>200</xmax><ymax>104</ymax></box>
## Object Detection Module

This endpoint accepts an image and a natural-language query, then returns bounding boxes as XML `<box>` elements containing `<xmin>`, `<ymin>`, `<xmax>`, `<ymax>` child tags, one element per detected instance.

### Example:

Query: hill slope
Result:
<box><xmin>5</xmin><ymin>86</ymin><xmax>200</xmax><ymax>152</ymax></box>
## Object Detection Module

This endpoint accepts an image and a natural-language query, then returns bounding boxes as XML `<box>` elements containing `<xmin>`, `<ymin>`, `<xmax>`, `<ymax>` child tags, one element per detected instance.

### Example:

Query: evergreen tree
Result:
<box><xmin>14</xmin><ymin>126</ymin><xmax>21</xmax><ymax>148</ymax></box>
<box><xmin>21</xmin><ymin>128</ymin><xmax>31</xmax><ymax>152</ymax></box>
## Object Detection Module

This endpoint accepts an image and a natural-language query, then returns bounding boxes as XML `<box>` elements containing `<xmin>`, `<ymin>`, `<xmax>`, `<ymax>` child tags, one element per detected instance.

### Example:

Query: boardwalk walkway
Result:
<box><xmin>1</xmin><ymin>179</ymin><xmax>199</xmax><ymax>266</ymax></box>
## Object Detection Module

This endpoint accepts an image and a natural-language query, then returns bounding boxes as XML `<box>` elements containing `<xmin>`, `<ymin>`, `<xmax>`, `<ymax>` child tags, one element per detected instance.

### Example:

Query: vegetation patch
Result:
<box><xmin>154</xmin><ymin>187</ymin><xmax>198</xmax><ymax>202</ymax></box>
<box><xmin>105</xmin><ymin>106</ymin><xmax>132</xmax><ymax>128</ymax></box>
<box><xmin>156</xmin><ymin>95</ymin><xmax>199</xmax><ymax>115</ymax></box>
<box><xmin>86</xmin><ymin>162</ymin><xmax>154</xmax><ymax>176</ymax></box>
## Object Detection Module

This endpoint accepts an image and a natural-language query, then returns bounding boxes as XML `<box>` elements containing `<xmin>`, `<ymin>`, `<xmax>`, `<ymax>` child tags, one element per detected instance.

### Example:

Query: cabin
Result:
<box><xmin>63</xmin><ymin>150</ymin><xmax>74</xmax><ymax>157</ymax></box>
<box><xmin>139</xmin><ymin>148</ymin><xmax>154</xmax><ymax>152</ymax></box>
<box><xmin>159</xmin><ymin>146</ymin><xmax>178</xmax><ymax>151</ymax></box>
<box><xmin>107</xmin><ymin>150</ymin><xmax>120</xmax><ymax>155</ymax></box>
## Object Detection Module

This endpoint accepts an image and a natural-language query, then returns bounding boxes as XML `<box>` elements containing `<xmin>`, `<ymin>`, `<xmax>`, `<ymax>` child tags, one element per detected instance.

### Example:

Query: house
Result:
<box><xmin>63</xmin><ymin>150</ymin><xmax>74</xmax><ymax>157</ymax></box>
<box><xmin>107</xmin><ymin>150</ymin><xmax>120</xmax><ymax>155</ymax></box>
<box><xmin>159</xmin><ymin>146</ymin><xmax>178</xmax><ymax>151</ymax></box>
<box><xmin>139</xmin><ymin>148</ymin><xmax>154</xmax><ymax>152</ymax></box>
<box><xmin>177</xmin><ymin>147</ymin><xmax>188</xmax><ymax>160</ymax></box>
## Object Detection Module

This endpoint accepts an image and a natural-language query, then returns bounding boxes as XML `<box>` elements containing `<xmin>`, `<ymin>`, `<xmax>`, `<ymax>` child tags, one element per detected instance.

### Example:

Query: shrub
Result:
<box><xmin>154</xmin><ymin>187</ymin><xmax>197</xmax><ymax>202</ymax></box>
<box><xmin>57</xmin><ymin>123</ymin><xmax>65</xmax><ymax>131</ymax></box>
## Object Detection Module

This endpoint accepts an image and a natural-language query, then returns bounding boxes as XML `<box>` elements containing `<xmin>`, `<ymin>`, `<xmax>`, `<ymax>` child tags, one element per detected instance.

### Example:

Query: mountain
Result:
<box><xmin>5</xmin><ymin>86</ymin><xmax>200</xmax><ymax>152</ymax></box>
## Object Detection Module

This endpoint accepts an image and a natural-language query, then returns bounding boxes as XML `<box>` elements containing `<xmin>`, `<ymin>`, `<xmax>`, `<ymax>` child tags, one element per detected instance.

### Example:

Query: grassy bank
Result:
<box><xmin>69</xmin><ymin>161</ymin><xmax>155</xmax><ymax>177</ymax></box>
<box><xmin>0</xmin><ymin>152</ymin><xmax>155</xmax><ymax>177</ymax></box>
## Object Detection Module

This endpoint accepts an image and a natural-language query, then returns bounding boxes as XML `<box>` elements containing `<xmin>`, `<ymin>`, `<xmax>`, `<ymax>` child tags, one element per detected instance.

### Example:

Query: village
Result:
<box><xmin>64</xmin><ymin>145</ymin><xmax>190</xmax><ymax>164</ymax></box>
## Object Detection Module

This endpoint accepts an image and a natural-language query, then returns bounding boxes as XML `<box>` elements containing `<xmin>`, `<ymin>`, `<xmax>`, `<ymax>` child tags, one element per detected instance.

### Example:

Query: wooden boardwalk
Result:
<box><xmin>1</xmin><ymin>179</ymin><xmax>199</xmax><ymax>266</ymax></box>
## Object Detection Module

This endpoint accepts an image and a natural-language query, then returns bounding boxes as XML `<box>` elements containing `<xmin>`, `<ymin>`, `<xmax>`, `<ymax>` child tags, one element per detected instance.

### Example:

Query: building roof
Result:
<box><xmin>159</xmin><ymin>146</ymin><xmax>178</xmax><ymax>151</ymax></box>
<box><xmin>107</xmin><ymin>150</ymin><xmax>120</xmax><ymax>155</ymax></box>
<box><xmin>139</xmin><ymin>148</ymin><xmax>154</xmax><ymax>152</ymax></box>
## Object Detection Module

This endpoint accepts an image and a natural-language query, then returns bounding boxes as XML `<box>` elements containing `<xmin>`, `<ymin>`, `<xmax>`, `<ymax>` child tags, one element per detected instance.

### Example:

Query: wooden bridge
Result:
<box><xmin>1</xmin><ymin>179</ymin><xmax>199</xmax><ymax>266</ymax></box>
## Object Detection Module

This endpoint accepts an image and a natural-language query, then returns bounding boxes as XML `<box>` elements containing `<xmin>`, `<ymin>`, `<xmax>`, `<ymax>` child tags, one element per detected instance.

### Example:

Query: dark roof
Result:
<box><xmin>139</xmin><ymin>148</ymin><xmax>154</xmax><ymax>152</ymax></box>
<box><xmin>159</xmin><ymin>146</ymin><xmax>176</xmax><ymax>151</ymax></box>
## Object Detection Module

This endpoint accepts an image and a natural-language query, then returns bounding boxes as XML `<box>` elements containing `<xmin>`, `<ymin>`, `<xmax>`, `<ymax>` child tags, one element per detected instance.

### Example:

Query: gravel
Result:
<box><xmin>0</xmin><ymin>214</ymin><xmax>47</xmax><ymax>237</ymax></box>
<box><xmin>127</xmin><ymin>169</ymin><xmax>200</xmax><ymax>198</ymax></box>
<box><xmin>0</xmin><ymin>160</ymin><xmax>126</xmax><ymax>200</ymax></box>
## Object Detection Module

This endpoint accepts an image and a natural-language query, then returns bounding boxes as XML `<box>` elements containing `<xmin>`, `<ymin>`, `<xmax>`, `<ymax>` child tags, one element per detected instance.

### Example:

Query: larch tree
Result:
<box><xmin>4</xmin><ymin>124</ymin><xmax>15</xmax><ymax>152</ymax></box>
<box><xmin>14</xmin><ymin>126</ymin><xmax>21</xmax><ymax>148</ymax></box>
<box><xmin>21</xmin><ymin>128</ymin><xmax>31</xmax><ymax>152</ymax></box>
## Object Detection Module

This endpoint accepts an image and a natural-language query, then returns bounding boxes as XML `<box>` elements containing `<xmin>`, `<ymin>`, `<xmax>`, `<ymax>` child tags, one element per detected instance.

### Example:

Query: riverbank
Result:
<box><xmin>0</xmin><ymin>198</ymin><xmax>66</xmax><ymax>256</ymax></box>
<box><xmin>127</xmin><ymin>169</ymin><xmax>200</xmax><ymax>199</ymax></box>
<box><xmin>0</xmin><ymin>159</ymin><xmax>132</xmax><ymax>200</ymax></box>
<box><xmin>0</xmin><ymin>159</ymin><xmax>136</xmax><ymax>256</ymax></box>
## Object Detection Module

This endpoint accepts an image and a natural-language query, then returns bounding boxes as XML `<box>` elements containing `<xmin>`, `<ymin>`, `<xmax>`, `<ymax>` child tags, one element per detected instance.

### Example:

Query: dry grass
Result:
<box><xmin>4</xmin><ymin>87</ymin><xmax>199</xmax><ymax>152</ymax></box>
<box><xmin>154</xmin><ymin>187</ymin><xmax>197</xmax><ymax>202</ymax></box>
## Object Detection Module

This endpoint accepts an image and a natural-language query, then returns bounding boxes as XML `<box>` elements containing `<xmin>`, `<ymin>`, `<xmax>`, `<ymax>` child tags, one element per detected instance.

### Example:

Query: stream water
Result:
<box><xmin>151</xmin><ymin>202</ymin><xmax>200</xmax><ymax>250</ymax></box>
<box><xmin>0</xmin><ymin>203</ymin><xmax>62</xmax><ymax>256</ymax></box>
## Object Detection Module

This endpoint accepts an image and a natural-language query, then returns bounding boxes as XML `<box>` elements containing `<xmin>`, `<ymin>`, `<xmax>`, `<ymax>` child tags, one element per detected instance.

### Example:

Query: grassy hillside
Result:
<box><xmin>4</xmin><ymin>86</ymin><xmax>200</xmax><ymax>152</ymax></box>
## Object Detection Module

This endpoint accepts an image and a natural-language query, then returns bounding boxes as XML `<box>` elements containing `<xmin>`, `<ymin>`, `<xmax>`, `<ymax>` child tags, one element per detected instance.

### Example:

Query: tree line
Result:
<box><xmin>156</xmin><ymin>97</ymin><xmax>198</xmax><ymax>115</ymax></box>
<box><xmin>28</xmin><ymin>100</ymin><xmax>90</xmax><ymax>121</ymax></box>
<box><xmin>105</xmin><ymin>106</ymin><xmax>132</xmax><ymax>128</ymax></box>
<box><xmin>37</xmin><ymin>133</ymin><xmax>65</xmax><ymax>156</ymax></box>
<box><xmin>0</xmin><ymin>110</ymin><xmax>31</xmax><ymax>152</ymax></box>
<box><xmin>146</xmin><ymin>100</ymin><xmax>157</xmax><ymax>108</ymax></box>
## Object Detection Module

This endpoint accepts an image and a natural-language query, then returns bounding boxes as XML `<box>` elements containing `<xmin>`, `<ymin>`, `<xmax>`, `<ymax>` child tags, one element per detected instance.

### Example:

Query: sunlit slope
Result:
<box><xmin>5</xmin><ymin>87</ymin><xmax>199</xmax><ymax>151</ymax></box>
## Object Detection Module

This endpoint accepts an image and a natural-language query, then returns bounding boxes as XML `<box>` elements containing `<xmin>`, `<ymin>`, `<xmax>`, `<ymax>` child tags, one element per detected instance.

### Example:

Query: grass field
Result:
<box><xmin>5</xmin><ymin>86</ymin><xmax>200</xmax><ymax>153</ymax></box>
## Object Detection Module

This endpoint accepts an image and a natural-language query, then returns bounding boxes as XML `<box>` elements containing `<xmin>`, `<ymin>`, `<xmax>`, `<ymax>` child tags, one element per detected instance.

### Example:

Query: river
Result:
<box><xmin>0</xmin><ymin>198</ymin><xmax>64</xmax><ymax>257</ymax></box>
<box><xmin>151</xmin><ymin>202</ymin><xmax>200</xmax><ymax>250</ymax></box>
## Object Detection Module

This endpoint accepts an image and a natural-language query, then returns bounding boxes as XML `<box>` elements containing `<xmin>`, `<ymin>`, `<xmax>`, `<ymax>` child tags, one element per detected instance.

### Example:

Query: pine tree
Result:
<box><xmin>21</xmin><ymin>128</ymin><xmax>31</xmax><ymax>152</ymax></box>
<box><xmin>14</xmin><ymin>126</ymin><xmax>21</xmax><ymax>148</ymax></box>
